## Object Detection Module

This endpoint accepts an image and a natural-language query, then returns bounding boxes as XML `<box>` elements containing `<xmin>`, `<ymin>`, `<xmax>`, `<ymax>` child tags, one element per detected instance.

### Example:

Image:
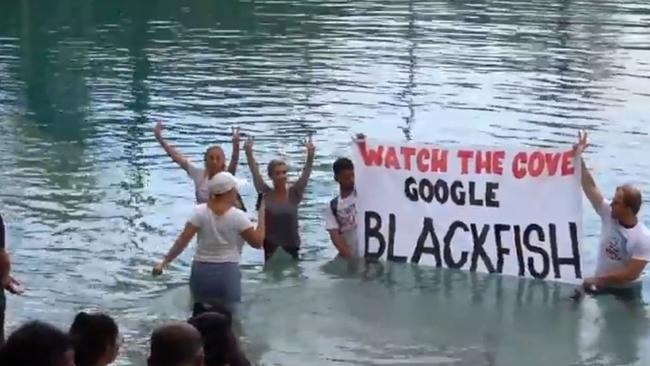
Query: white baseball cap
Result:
<box><xmin>207</xmin><ymin>172</ymin><xmax>238</xmax><ymax>196</ymax></box>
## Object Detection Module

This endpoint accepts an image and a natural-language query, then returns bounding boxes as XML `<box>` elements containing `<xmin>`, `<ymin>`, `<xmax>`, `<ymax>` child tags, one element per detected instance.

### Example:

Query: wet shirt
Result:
<box><xmin>324</xmin><ymin>191</ymin><xmax>359</xmax><ymax>257</ymax></box>
<box><xmin>595</xmin><ymin>199</ymin><xmax>650</xmax><ymax>287</ymax></box>
<box><xmin>186</xmin><ymin>161</ymin><xmax>245</xmax><ymax>210</ymax></box>
<box><xmin>260</xmin><ymin>185</ymin><xmax>305</xmax><ymax>249</ymax></box>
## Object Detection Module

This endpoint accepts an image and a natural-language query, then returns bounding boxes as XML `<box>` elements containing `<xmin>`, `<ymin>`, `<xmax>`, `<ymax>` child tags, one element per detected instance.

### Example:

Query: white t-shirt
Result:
<box><xmin>324</xmin><ymin>191</ymin><xmax>359</xmax><ymax>257</ymax></box>
<box><xmin>188</xmin><ymin>204</ymin><xmax>254</xmax><ymax>263</ymax></box>
<box><xmin>186</xmin><ymin>161</ymin><xmax>245</xmax><ymax>211</ymax></box>
<box><xmin>595</xmin><ymin>199</ymin><xmax>650</xmax><ymax>286</ymax></box>
<box><xmin>187</xmin><ymin>161</ymin><xmax>210</xmax><ymax>204</ymax></box>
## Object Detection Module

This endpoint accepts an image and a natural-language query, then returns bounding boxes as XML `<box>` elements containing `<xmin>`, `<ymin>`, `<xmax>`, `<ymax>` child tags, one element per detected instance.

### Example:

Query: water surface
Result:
<box><xmin>1</xmin><ymin>0</ymin><xmax>650</xmax><ymax>365</ymax></box>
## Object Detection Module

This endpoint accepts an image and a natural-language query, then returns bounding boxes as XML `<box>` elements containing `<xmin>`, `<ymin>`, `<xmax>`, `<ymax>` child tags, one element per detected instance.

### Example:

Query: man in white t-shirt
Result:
<box><xmin>575</xmin><ymin>131</ymin><xmax>650</xmax><ymax>298</ymax></box>
<box><xmin>324</xmin><ymin>157</ymin><xmax>359</xmax><ymax>259</ymax></box>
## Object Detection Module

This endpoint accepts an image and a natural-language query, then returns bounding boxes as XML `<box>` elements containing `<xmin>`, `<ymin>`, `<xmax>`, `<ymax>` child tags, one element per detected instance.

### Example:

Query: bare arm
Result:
<box><xmin>241</xmin><ymin>200</ymin><xmax>266</xmax><ymax>248</ymax></box>
<box><xmin>592</xmin><ymin>259</ymin><xmax>647</xmax><ymax>287</ymax></box>
<box><xmin>244</xmin><ymin>137</ymin><xmax>271</xmax><ymax>193</ymax></box>
<box><xmin>227</xmin><ymin>127</ymin><xmax>240</xmax><ymax>175</ymax></box>
<box><xmin>0</xmin><ymin>214</ymin><xmax>21</xmax><ymax>294</ymax></box>
<box><xmin>574</xmin><ymin>131</ymin><xmax>604</xmax><ymax>211</ymax></box>
<box><xmin>580</xmin><ymin>157</ymin><xmax>605</xmax><ymax>212</ymax></box>
<box><xmin>153</xmin><ymin>222</ymin><xmax>198</xmax><ymax>275</ymax></box>
<box><xmin>327</xmin><ymin>230</ymin><xmax>352</xmax><ymax>258</ymax></box>
<box><xmin>294</xmin><ymin>134</ymin><xmax>316</xmax><ymax>193</ymax></box>
<box><xmin>154</xmin><ymin>122</ymin><xmax>190</xmax><ymax>171</ymax></box>
<box><xmin>0</xmin><ymin>249</ymin><xmax>9</xmax><ymax>282</ymax></box>
<box><xmin>0</xmin><ymin>214</ymin><xmax>9</xmax><ymax>279</ymax></box>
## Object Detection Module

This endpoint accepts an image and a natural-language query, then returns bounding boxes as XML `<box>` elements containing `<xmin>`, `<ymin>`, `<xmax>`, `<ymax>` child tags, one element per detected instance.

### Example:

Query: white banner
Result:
<box><xmin>352</xmin><ymin>138</ymin><xmax>583</xmax><ymax>284</ymax></box>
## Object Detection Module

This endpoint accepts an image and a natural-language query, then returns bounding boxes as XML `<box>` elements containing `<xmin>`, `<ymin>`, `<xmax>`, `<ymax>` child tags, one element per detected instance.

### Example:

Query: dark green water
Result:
<box><xmin>1</xmin><ymin>0</ymin><xmax>650</xmax><ymax>365</ymax></box>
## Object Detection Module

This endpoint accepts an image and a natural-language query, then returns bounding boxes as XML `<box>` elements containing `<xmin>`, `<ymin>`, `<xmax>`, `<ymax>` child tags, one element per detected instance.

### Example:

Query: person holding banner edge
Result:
<box><xmin>574</xmin><ymin>130</ymin><xmax>650</xmax><ymax>300</ymax></box>
<box><xmin>324</xmin><ymin>157</ymin><xmax>357</xmax><ymax>259</ymax></box>
<box><xmin>324</xmin><ymin>134</ymin><xmax>365</xmax><ymax>259</ymax></box>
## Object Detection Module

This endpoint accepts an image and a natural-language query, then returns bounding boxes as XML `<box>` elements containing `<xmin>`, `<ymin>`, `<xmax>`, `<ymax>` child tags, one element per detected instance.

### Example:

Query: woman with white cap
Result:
<box><xmin>152</xmin><ymin>171</ymin><xmax>265</xmax><ymax>313</ymax></box>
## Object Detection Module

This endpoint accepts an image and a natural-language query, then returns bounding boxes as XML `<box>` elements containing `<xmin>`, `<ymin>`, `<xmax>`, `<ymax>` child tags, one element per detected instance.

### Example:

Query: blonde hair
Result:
<box><xmin>204</xmin><ymin>145</ymin><xmax>225</xmax><ymax>162</ymax></box>
<box><xmin>267</xmin><ymin>159</ymin><xmax>286</xmax><ymax>178</ymax></box>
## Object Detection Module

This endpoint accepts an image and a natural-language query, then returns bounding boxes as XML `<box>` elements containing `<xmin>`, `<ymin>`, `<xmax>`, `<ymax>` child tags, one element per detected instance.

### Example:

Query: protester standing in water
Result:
<box><xmin>154</xmin><ymin>121</ymin><xmax>246</xmax><ymax>210</ymax></box>
<box><xmin>573</xmin><ymin>131</ymin><xmax>650</xmax><ymax>300</ymax></box>
<box><xmin>0</xmin><ymin>213</ymin><xmax>22</xmax><ymax>344</ymax></box>
<box><xmin>244</xmin><ymin>134</ymin><xmax>315</xmax><ymax>261</ymax></box>
<box><xmin>152</xmin><ymin>172</ymin><xmax>265</xmax><ymax>313</ymax></box>
<box><xmin>325</xmin><ymin>157</ymin><xmax>358</xmax><ymax>259</ymax></box>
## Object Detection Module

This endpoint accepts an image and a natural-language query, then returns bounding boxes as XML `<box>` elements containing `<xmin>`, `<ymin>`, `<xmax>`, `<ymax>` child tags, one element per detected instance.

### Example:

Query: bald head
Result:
<box><xmin>620</xmin><ymin>184</ymin><xmax>642</xmax><ymax>215</ymax></box>
<box><xmin>148</xmin><ymin>322</ymin><xmax>203</xmax><ymax>366</ymax></box>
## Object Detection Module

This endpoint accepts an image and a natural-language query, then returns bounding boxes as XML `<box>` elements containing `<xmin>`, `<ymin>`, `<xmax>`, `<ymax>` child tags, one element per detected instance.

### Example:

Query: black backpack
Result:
<box><xmin>330</xmin><ymin>196</ymin><xmax>342</xmax><ymax>229</ymax></box>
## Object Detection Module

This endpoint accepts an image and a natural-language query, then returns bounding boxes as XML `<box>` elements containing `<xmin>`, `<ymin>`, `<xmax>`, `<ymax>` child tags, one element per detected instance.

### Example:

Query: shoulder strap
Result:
<box><xmin>330</xmin><ymin>196</ymin><xmax>342</xmax><ymax>227</ymax></box>
<box><xmin>255</xmin><ymin>192</ymin><xmax>264</xmax><ymax>211</ymax></box>
<box><xmin>236</xmin><ymin>192</ymin><xmax>247</xmax><ymax>212</ymax></box>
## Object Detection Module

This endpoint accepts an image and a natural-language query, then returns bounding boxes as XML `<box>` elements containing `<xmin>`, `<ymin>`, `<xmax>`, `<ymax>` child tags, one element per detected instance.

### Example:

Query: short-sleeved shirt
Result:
<box><xmin>187</xmin><ymin>161</ymin><xmax>245</xmax><ymax>210</ymax></box>
<box><xmin>324</xmin><ymin>192</ymin><xmax>359</xmax><ymax>257</ymax></box>
<box><xmin>188</xmin><ymin>205</ymin><xmax>254</xmax><ymax>263</ymax></box>
<box><xmin>595</xmin><ymin>199</ymin><xmax>650</xmax><ymax>287</ymax></box>
<box><xmin>187</xmin><ymin>162</ymin><xmax>211</xmax><ymax>204</ymax></box>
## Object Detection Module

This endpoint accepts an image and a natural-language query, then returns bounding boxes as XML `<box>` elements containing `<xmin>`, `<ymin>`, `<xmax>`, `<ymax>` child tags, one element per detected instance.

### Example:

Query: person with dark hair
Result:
<box><xmin>0</xmin><ymin>320</ymin><xmax>75</xmax><ymax>366</ymax></box>
<box><xmin>188</xmin><ymin>300</ymin><xmax>251</xmax><ymax>366</ymax></box>
<box><xmin>573</xmin><ymin>131</ymin><xmax>650</xmax><ymax>299</ymax></box>
<box><xmin>244</xmin><ymin>133</ymin><xmax>315</xmax><ymax>261</ymax></box>
<box><xmin>324</xmin><ymin>156</ymin><xmax>358</xmax><ymax>259</ymax></box>
<box><xmin>154</xmin><ymin>121</ymin><xmax>246</xmax><ymax>210</ymax></box>
<box><xmin>69</xmin><ymin>311</ymin><xmax>120</xmax><ymax>366</ymax></box>
<box><xmin>153</xmin><ymin>172</ymin><xmax>265</xmax><ymax>313</ymax></box>
<box><xmin>0</xmin><ymin>213</ymin><xmax>22</xmax><ymax>344</ymax></box>
<box><xmin>148</xmin><ymin>322</ymin><xmax>204</xmax><ymax>366</ymax></box>
<box><xmin>192</xmin><ymin>300</ymin><xmax>234</xmax><ymax>319</ymax></box>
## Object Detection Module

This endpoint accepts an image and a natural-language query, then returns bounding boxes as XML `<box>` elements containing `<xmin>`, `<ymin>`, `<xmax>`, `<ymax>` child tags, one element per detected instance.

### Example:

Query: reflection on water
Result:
<box><xmin>1</xmin><ymin>0</ymin><xmax>650</xmax><ymax>365</ymax></box>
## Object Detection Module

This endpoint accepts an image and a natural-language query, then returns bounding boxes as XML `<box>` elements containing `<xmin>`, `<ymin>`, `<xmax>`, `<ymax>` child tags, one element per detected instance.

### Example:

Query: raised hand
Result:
<box><xmin>573</xmin><ymin>130</ymin><xmax>588</xmax><ymax>156</ymax></box>
<box><xmin>154</xmin><ymin>121</ymin><xmax>164</xmax><ymax>139</ymax></box>
<box><xmin>305</xmin><ymin>133</ymin><xmax>315</xmax><ymax>155</ymax></box>
<box><xmin>244</xmin><ymin>135</ymin><xmax>254</xmax><ymax>153</ymax></box>
<box><xmin>232</xmin><ymin>127</ymin><xmax>241</xmax><ymax>145</ymax></box>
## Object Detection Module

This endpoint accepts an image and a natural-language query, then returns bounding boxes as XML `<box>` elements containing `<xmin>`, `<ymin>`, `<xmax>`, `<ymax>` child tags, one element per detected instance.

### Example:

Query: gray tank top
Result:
<box><xmin>262</xmin><ymin>186</ymin><xmax>303</xmax><ymax>249</ymax></box>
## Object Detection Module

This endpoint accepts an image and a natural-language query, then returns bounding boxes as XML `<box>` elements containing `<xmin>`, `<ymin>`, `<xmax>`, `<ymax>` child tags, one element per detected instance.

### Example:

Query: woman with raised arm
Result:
<box><xmin>152</xmin><ymin>172</ymin><xmax>265</xmax><ymax>313</ymax></box>
<box><xmin>244</xmin><ymin>134</ymin><xmax>315</xmax><ymax>261</ymax></box>
<box><xmin>154</xmin><ymin>121</ymin><xmax>246</xmax><ymax>210</ymax></box>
